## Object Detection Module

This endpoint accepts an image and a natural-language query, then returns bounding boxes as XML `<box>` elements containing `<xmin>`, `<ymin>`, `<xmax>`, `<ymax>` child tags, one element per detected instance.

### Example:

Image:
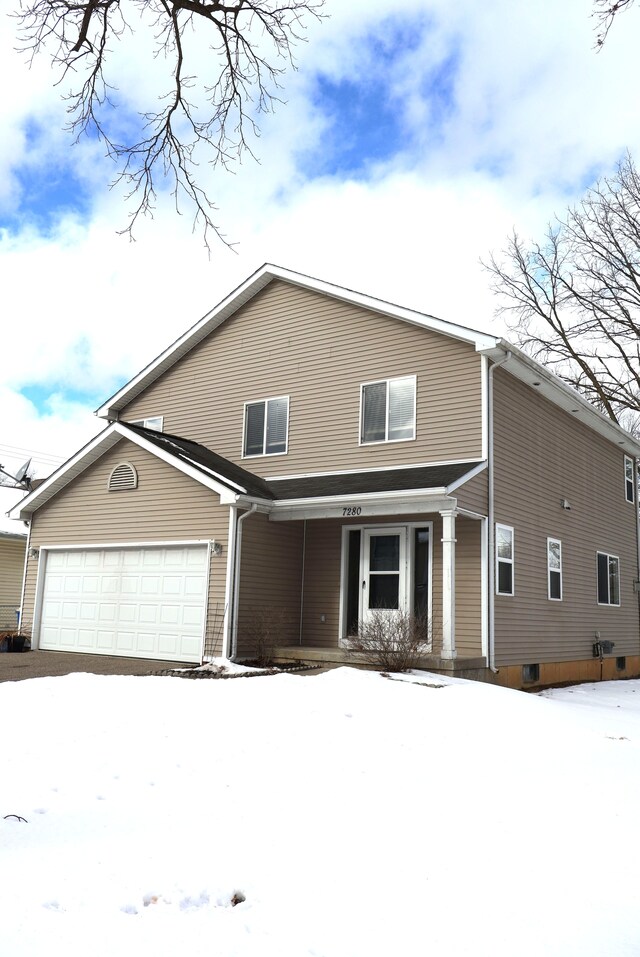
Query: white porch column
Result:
<box><xmin>440</xmin><ymin>509</ymin><xmax>457</xmax><ymax>659</ymax></box>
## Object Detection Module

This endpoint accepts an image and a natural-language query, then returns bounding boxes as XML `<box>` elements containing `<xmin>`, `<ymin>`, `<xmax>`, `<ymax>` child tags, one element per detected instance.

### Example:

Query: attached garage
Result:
<box><xmin>38</xmin><ymin>544</ymin><xmax>209</xmax><ymax>662</ymax></box>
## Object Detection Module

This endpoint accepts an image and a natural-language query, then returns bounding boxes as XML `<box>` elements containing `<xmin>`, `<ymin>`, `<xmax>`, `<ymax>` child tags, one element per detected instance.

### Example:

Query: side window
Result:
<box><xmin>244</xmin><ymin>396</ymin><xmax>289</xmax><ymax>457</ymax></box>
<box><xmin>360</xmin><ymin>376</ymin><xmax>416</xmax><ymax>444</ymax></box>
<box><xmin>130</xmin><ymin>416</ymin><xmax>163</xmax><ymax>432</ymax></box>
<box><xmin>547</xmin><ymin>538</ymin><xmax>562</xmax><ymax>601</ymax></box>
<box><xmin>597</xmin><ymin>552</ymin><xmax>620</xmax><ymax>606</ymax></box>
<box><xmin>624</xmin><ymin>456</ymin><xmax>635</xmax><ymax>504</ymax></box>
<box><xmin>495</xmin><ymin>524</ymin><xmax>514</xmax><ymax>596</ymax></box>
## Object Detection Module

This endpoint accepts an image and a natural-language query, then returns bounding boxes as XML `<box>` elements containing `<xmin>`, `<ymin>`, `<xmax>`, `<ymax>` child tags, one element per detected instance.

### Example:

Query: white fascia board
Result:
<box><xmin>9</xmin><ymin>422</ymin><xmax>244</xmax><ymax>520</ymax></box>
<box><xmin>483</xmin><ymin>341</ymin><xmax>640</xmax><ymax>458</ymax></box>
<box><xmin>97</xmin><ymin>263</ymin><xmax>501</xmax><ymax>418</ymax></box>
<box><xmin>9</xmin><ymin>424</ymin><xmax>123</xmax><ymax>520</ymax></box>
<box><xmin>0</xmin><ymin>529</ymin><xmax>28</xmax><ymax>540</ymax></box>
<box><xmin>268</xmin><ymin>488</ymin><xmax>454</xmax><ymax>521</ymax></box>
<box><xmin>446</xmin><ymin>460</ymin><xmax>488</xmax><ymax>494</ymax></box>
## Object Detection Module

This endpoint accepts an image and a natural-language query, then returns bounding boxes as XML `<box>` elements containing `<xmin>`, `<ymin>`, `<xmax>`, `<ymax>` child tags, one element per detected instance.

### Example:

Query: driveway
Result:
<box><xmin>0</xmin><ymin>650</ymin><xmax>191</xmax><ymax>683</ymax></box>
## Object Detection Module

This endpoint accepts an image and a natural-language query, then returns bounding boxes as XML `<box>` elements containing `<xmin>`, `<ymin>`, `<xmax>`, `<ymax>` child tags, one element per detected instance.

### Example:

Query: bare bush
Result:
<box><xmin>348</xmin><ymin>609</ymin><xmax>433</xmax><ymax>673</ymax></box>
<box><xmin>242</xmin><ymin>607</ymin><xmax>290</xmax><ymax>665</ymax></box>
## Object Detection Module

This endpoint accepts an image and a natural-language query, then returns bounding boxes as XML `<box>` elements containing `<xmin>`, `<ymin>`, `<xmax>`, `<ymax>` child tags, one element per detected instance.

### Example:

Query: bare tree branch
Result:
<box><xmin>485</xmin><ymin>155</ymin><xmax>640</xmax><ymax>432</ymax></box>
<box><xmin>593</xmin><ymin>0</ymin><xmax>636</xmax><ymax>48</ymax></box>
<box><xmin>14</xmin><ymin>0</ymin><xmax>326</xmax><ymax>248</ymax></box>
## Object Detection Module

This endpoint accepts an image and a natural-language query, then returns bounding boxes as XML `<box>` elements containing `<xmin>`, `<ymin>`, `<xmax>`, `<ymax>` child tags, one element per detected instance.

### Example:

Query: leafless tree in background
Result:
<box><xmin>15</xmin><ymin>1</ymin><xmax>325</xmax><ymax>247</ymax></box>
<box><xmin>486</xmin><ymin>155</ymin><xmax>640</xmax><ymax>433</ymax></box>
<box><xmin>593</xmin><ymin>0</ymin><xmax>636</xmax><ymax>47</ymax></box>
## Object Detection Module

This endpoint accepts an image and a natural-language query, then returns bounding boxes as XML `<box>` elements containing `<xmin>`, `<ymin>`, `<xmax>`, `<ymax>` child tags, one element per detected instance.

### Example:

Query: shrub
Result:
<box><xmin>348</xmin><ymin>608</ymin><xmax>433</xmax><ymax>672</ymax></box>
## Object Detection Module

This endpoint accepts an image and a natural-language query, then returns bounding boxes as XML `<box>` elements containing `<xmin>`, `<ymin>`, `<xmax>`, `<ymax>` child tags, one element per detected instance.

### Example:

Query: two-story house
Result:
<box><xmin>10</xmin><ymin>265</ymin><xmax>640</xmax><ymax>688</ymax></box>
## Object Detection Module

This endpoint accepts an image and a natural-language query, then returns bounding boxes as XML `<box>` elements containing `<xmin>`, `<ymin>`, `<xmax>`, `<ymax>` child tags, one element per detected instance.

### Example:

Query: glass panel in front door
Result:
<box><xmin>366</xmin><ymin>531</ymin><xmax>402</xmax><ymax>611</ymax></box>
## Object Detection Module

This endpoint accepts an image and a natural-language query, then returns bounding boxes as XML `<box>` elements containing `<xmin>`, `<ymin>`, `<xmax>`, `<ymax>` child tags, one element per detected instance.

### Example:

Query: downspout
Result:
<box><xmin>636</xmin><ymin>458</ymin><xmax>640</xmax><ymax>661</ymax></box>
<box><xmin>18</xmin><ymin>519</ymin><xmax>31</xmax><ymax>631</ymax></box>
<box><xmin>230</xmin><ymin>504</ymin><xmax>258</xmax><ymax>660</ymax></box>
<box><xmin>488</xmin><ymin>351</ymin><xmax>511</xmax><ymax>673</ymax></box>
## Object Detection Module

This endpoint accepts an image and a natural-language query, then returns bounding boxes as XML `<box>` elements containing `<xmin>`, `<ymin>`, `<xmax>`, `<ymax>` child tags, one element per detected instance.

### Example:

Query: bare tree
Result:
<box><xmin>593</xmin><ymin>0</ymin><xmax>637</xmax><ymax>48</ymax></box>
<box><xmin>15</xmin><ymin>1</ymin><xmax>325</xmax><ymax>246</ymax></box>
<box><xmin>486</xmin><ymin>155</ymin><xmax>640</xmax><ymax>432</ymax></box>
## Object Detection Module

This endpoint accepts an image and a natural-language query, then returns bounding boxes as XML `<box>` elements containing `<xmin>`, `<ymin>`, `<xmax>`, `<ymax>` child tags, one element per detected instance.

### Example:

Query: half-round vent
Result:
<box><xmin>108</xmin><ymin>462</ymin><xmax>138</xmax><ymax>492</ymax></box>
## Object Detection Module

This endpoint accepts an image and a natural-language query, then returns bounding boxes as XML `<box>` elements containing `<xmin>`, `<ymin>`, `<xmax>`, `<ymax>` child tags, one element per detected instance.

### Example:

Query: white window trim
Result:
<box><xmin>495</xmin><ymin>523</ymin><xmax>514</xmax><ymax>596</ymax></box>
<box><xmin>130</xmin><ymin>416</ymin><xmax>164</xmax><ymax>431</ymax></box>
<box><xmin>596</xmin><ymin>551</ymin><xmax>621</xmax><ymax>607</ymax></box>
<box><xmin>624</xmin><ymin>455</ymin><xmax>635</xmax><ymax>504</ymax></box>
<box><xmin>242</xmin><ymin>395</ymin><xmax>290</xmax><ymax>458</ymax></box>
<box><xmin>338</xmin><ymin>520</ymin><xmax>433</xmax><ymax>647</ymax></box>
<box><xmin>359</xmin><ymin>375</ymin><xmax>417</xmax><ymax>446</ymax></box>
<box><xmin>547</xmin><ymin>537</ymin><xmax>562</xmax><ymax>602</ymax></box>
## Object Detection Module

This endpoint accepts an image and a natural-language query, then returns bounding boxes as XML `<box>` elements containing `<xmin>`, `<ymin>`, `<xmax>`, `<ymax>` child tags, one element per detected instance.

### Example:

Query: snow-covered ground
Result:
<box><xmin>2</xmin><ymin>667</ymin><xmax>640</xmax><ymax>956</ymax></box>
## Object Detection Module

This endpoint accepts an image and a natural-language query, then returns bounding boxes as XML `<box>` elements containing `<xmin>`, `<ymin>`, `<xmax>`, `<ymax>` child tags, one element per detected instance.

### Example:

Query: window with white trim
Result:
<box><xmin>496</xmin><ymin>524</ymin><xmax>514</xmax><ymax>596</ymax></box>
<box><xmin>597</xmin><ymin>552</ymin><xmax>620</xmax><ymax>606</ymax></box>
<box><xmin>547</xmin><ymin>538</ymin><xmax>562</xmax><ymax>601</ymax></box>
<box><xmin>130</xmin><ymin>416</ymin><xmax>164</xmax><ymax>432</ymax></box>
<box><xmin>360</xmin><ymin>375</ymin><xmax>416</xmax><ymax>444</ymax></box>
<box><xmin>243</xmin><ymin>396</ymin><xmax>289</xmax><ymax>457</ymax></box>
<box><xmin>624</xmin><ymin>456</ymin><xmax>635</xmax><ymax>504</ymax></box>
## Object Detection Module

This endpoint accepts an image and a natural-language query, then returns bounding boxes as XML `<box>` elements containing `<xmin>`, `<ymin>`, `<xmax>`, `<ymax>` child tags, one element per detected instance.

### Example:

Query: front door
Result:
<box><xmin>362</xmin><ymin>528</ymin><xmax>406</xmax><ymax>624</ymax></box>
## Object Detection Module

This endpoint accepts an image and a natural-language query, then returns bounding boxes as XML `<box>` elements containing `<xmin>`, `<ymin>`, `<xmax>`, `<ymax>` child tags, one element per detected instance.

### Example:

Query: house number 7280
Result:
<box><xmin>342</xmin><ymin>506</ymin><xmax>362</xmax><ymax>516</ymax></box>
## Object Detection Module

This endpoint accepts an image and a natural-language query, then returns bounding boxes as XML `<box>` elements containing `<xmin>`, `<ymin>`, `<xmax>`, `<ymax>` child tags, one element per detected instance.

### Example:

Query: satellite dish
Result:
<box><xmin>14</xmin><ymin>459</ymin><xmax>32</xmax><ymax>483</ymax></box>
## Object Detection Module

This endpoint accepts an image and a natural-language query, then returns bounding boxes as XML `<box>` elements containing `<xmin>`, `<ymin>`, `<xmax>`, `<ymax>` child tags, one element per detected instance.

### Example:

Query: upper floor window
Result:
<box><xmin>360</xmin><ymin>375</ymin><xmax>416</xmax><ymax>444</ymax></box>
<box><xmin>624</xmin><ymin>456</ymin><xmax>635</xmax><ymax>503</ymax></box>
<box><xmin>244</xmin><ymin>396</ymin><xmax>289</xmax><ymax>457</ymax></box>
<box><xmin>496</xmin><ymin>524</ymin><xmax>514</xmax><ymax>596</ymax></box>
<box><xmin>130</xmin><ymin>416</ymin><xmax>163</xmax><ymax>432</ymax></box>
<box><xmin>547</xmin><ymin>538</ymin><xmax>562</xmax><ymax>601</ymax></box>
<box><xmin>597</xmin><ymin>552</ymin><xmax>620</xmax><ymax>606</ymax></box>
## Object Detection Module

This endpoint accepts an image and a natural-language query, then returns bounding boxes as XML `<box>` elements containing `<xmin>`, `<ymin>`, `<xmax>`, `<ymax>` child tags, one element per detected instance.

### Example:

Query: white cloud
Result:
<box><xmin>2</xmin><ymin>0</ymin><xmax>640</xmax><ymax>467</ymax></box>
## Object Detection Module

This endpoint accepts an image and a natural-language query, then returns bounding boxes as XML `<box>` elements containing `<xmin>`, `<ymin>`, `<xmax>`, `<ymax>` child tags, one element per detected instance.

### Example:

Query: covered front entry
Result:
<box><xmin>37</xmin><ymin>545</ymin><xmax>209</xmax><ymax>662</ymax></box>
<box><xmin>343</xmin><ymin>523</ymin><xmax>432</xmax><ymax>639</ymax></box>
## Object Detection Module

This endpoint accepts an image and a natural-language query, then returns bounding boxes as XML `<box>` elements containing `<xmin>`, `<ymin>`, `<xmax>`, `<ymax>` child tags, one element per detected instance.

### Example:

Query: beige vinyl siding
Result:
<box><xmin>493</xmin><ymin>371</ymin><xmax>640</xmax><ymax>666</ymax></box>
<box><xmin>236</xmin><ymin>511</ymin><xmax>304</xmax><ymax>656</ymax></box>
<box><xmin>455</xmin><ymin>469</ymin><xmax>488</xmax><ymax>514</ymax></box>
<box><xmin>454</xmin><ymin>518</ymin><xmax>483</xmax><ymax>656</ymax></box>
<box><xmin>0</xmin><ymin>537</ymin><xmax>27</xmax><ymax>627</ymax></box>
<box><xmin>120</xmin><ymin>281</ymin><xmax>483</xmax><ymax>474</ymax></box>
<box><xmin>22</xmin><ymin>440</ymin><xmax>230</xmax><ymax>655</ymax></box>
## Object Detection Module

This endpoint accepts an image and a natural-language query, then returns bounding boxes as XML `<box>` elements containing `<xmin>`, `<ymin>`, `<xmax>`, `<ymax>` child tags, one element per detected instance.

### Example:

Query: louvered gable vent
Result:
<box><xmin>108</xmin><ymin>462</ymin><xmax>138</xmax><ymax>491</ymax></box>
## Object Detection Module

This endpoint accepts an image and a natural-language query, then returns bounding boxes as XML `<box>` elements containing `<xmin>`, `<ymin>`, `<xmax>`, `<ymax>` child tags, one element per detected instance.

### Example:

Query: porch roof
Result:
<box><xmin>126</xmin><ymin>427</ymin><xmax>483</xmax><ymax>501</ymax></box>
<box><xmin>264</xmin><ymin>462</ymin><xmax>483</xmax><ymax>499</ymax></box>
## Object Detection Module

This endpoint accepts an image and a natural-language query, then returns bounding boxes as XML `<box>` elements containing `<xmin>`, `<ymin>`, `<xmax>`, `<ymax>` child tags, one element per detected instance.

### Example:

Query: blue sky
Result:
<box><xmin>1</xmin><ymin>0</ymin><xmax>639</xmax><ymax>475</ymax></box>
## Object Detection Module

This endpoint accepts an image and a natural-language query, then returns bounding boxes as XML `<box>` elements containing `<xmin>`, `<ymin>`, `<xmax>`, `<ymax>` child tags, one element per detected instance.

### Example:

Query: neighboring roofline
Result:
<box><xmin>482</xmin><ymin>342</ymin><xmax>640</xmax><ymax>458</ymax></box>
<box><xmin>0</xmin><ymin>529</ymin><xmax>27</xmax><ymax>541</ymax></box>
<box><xmin>96</xmin><ymin>263</ymin><xmax>501</xmax><ymax>419</ymax></box>
<box><xmin>8</xmin><ymin>423</ymin><xmax>247</xmax><ymax>521</ymax></box>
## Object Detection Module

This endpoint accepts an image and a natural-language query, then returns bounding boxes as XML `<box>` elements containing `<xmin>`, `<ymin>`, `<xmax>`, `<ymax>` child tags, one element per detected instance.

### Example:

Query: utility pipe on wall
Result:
<box><xmin>487</xmin><ymin>351</ymin><xmax>511</xmax><ymax>674</ymax></box>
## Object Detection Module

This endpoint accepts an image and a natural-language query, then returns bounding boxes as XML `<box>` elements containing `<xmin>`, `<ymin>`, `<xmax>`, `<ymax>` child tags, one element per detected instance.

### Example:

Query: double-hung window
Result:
<box><xmin>496</xmin><ymin>524</ymin><xmax>514</xmax><ymax>596</ymax></box>
<box><xmin>624</xmin><ymin>456</ymin><xmax>635</xmax><ymax>504</ymax></box>
<box><xmin>547</xmin><ymin>538</ymin><xmax>562</xmax><ymax>601</ymax></box>
<box><xmin>244</xmin><ymin>396</ymin><xmax>289</xmax><ymax>457</ymax></box>
<box><xmin>360</xmin><ymin>376</ymin><xmax>416</xmax><ymax>444</ymax></box>
<box><xmin>597</xmin><ymin>552</ymin><xmax>620</xmax><ymax>606</ymax></box>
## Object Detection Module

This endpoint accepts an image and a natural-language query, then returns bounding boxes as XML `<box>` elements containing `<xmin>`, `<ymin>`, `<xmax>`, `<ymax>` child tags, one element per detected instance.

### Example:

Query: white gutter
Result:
<box><xmin>487</xmin><ymin>351</ymin><xmax>511</xmax><ymax>673</ymax></box>
<box><xmin>230</xmin><ymin>504</ymin><xmax>258</xmax><ymax>659</ymax></box>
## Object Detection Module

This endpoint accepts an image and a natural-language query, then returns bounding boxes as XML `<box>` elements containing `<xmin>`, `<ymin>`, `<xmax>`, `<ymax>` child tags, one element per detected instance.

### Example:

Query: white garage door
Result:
<box><xmin>39</xmin><ymin>546</ymin><xmax>208</xmax><ymax>662</ymax></box>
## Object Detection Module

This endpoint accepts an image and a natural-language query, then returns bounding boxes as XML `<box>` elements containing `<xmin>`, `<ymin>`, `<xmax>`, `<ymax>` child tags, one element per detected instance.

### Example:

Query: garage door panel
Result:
<box><xmin>39</xmin><ymin>546</ymin><xmax>208</xmax><ymax>662</ymax></box>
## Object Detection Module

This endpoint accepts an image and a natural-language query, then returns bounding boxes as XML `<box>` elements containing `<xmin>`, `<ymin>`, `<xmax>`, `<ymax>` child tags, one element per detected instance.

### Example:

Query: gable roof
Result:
<box><xmin>96</xmin><ymin>263</ymin><xmax>501</xmax><ymax>420</ymax></box>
